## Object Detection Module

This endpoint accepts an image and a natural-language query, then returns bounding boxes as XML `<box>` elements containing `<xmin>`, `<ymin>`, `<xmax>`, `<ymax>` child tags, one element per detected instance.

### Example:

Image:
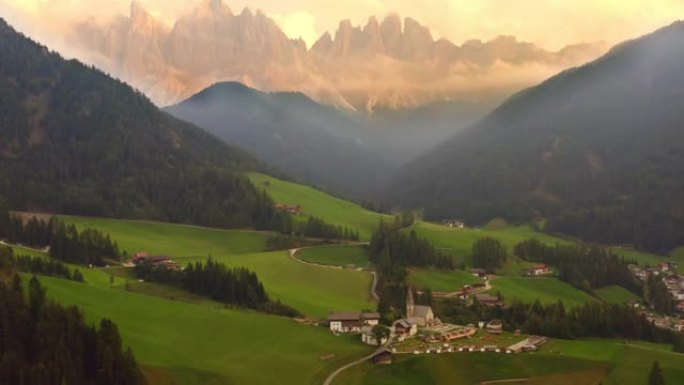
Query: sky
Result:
<box><xmin>1</xmin><ymin>0</ymin><xmax>683</xmax><ymax>49</ymax></box>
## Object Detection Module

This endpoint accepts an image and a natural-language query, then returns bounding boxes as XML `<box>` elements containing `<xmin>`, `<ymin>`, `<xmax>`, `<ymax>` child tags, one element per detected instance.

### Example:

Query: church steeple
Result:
<box><xmin>406</xmin><ymin>287</ymin><xmax>415</xmax><ymax>317</ymax></box>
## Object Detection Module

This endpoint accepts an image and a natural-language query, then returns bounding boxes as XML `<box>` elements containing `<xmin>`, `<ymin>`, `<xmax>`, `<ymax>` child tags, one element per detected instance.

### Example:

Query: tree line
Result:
<box><xmin>368</xmin><ymin>220</ymin><xmax>453</xmax><ymax>321</ymax></box>
<box><xmin>436</xmin><ymin>298</ymin><xmax>684</xmax><ymax>352</ymax></box>
<box><xmin>49</xmin><ymin>223</ymin><xmax>120</xmax><ymax>266</ymax></box>
<box><xmin>0</xmin><ymin>245</ymin><xmax>84</xmax><ymax>282</ymax></box>
<box><xmin>513</xmin><ymin>238</ymin><xmax>640</xmax><ymax>294</ymax></box>
<box><xmin>472</xmin><ymin>237</ymin><xmax>508</xmax><ymax>273</ymax></box>
<box><xmin>280</xmin><ymin>215</ymin><xmax>360</xmax><ymax>241</ymax></box>
<box><xmin>0</xmin><ymin>275</ymin><xmax>145</xmax><ymax>385</ymax></box>
<box><xmin>134</xmin><ymin>259</ymin><xmax>299</xmax><ymax>317</ymax></box>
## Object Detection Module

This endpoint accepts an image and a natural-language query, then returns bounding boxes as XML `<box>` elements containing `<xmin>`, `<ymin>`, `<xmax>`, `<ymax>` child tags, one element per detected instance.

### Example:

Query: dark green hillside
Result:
<box><xmin>166</xmin><ymin>82</ymin><xmax>391</xmax><ymax>197</ymax></box>
<box><xmin>0</xmin><ymin>19</ymin><xmax>277</xmax><ymax>228</ymax></box>
<box><xmin>384</xmin><ymin>21</ymin><xmax>684</xmax><ymax>252</ymax></box>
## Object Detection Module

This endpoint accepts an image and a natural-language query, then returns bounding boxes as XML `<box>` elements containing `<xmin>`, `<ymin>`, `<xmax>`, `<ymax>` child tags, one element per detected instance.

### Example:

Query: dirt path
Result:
<box><xmin>480</xmin><ymin>379</ymin><xmax>529</xmax><ymax>384</ymax></box>
<box><xmin>0</xmin><ymin>240</ymin><xmax>50</xmax><ymax>253</ymax></box>
<box><xmin>432</xmin><ymin>275</ymin><xmax>499</xmax><ymax>298</ymax></box>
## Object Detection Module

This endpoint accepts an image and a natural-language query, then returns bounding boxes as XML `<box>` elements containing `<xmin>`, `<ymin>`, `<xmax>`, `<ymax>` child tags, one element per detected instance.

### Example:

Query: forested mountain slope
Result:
<box><xmin>0</xmin><ymin>19</ymin><xmax>277</xmax><ymax>228</ymax></box>
<box><xmin>166</xmin><ymin>82</ymin><xmax>390</xmax><ymax>197</ymax></box>
<box><xmin>384</xmin><ymin>21</ymin><xmax>684</xmax><ymax>252</ymax></box>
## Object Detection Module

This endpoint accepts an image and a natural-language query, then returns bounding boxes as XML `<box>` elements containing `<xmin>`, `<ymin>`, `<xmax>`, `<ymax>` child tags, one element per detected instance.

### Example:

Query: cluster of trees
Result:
<box><xmin>0</xmin><ymin>246</ymin><xmax>84</xmax><ymax>282</ymax></box>
<box><xmin>472</xmin><ymin>237</ymin><xmax>507</xmax><ymax>273</ymax></box>
<box><xmin>436</xmin><ymin>298</ymin><xmax>684</xmax><ymax>352</ymax></box>
<box><xmin>0</xmin><ymin>213</ymin><xmax>54</xmax><ymax>248</ymax></box>
<box><xmin>368</xmin><ymin>220</ymin><xmax>452</xmax><ymax>321</ymax></box>
<box><xmin>0</xmin><ymin>275</ymin><xmax>145</xmax><ymax>385</ymax></box>
<box><xmin>513</xmin><ymin>238</ymin><xmax>640</xmax><ymax>294</ymax></box>
<box><xmin>134</xmin><ymin>259</ymin><xmax>299</xmax><ymax>317</ymax></box>
<box><xmin>280</xmin><ymin>215</ymin><xmax>359</xmax><ymax>241</ymax></box>
<box><xmin>644</xmin><ymin>274</ymin><xmax>675</xmax><ymax>314</ymax></box>
<box><xmin>49</xmin><ymin>224</ymin><xmax>120</xmax><ymax>266</ymax></box>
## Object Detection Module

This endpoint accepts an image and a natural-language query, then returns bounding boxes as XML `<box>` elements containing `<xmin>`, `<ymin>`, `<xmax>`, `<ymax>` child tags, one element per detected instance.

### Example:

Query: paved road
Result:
<box><xmin>432</xmin><ymin>275</ymin><xmax>499</xmax><ymax>298</ymax></box>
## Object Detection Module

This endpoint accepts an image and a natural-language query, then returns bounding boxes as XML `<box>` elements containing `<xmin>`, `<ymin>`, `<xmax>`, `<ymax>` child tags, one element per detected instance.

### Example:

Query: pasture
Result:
<box><xmin>595</xmin><ymin>286</ymin><xmax>639</xmax><ymax>304</ymax></box>
<box><xmin>249</xmin><ymin>173</ymin><xmax>391</xmax><ymax>241</ymax></box>
<box><xmin>408</xmin><ymin>268</ymin><xmax>482</xmax><ymax>292</ymax></box>
<box><xmin>296</xmin><ymin>245</ymin><xmax>371</xmax><ymax>268</ymax></box>
<box><xmin>490</xmin><ymin>277</ymin><xmax>596</xmax><ymax>308</ymax></box>
<box><xmin>61</xmin><ymin>216</ymin><xmax>375</xmax><ymax>318</ymax></box>
<box><xmin>31</xmin><ymin>274</ymin><xmax>370</xmax><ymax>385</ymax></box>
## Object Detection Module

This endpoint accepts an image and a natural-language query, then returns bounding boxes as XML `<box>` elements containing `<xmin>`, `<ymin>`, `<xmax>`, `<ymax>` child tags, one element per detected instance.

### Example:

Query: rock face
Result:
<box><xmin>69</xmin><ymin>1</ymin><xmax>607</xmax><ymax>109</ymax></box>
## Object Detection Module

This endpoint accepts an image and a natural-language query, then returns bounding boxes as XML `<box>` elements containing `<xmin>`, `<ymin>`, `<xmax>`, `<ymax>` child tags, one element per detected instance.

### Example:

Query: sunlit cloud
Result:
<box><xmin>2</xmin><ymin>0</ymin><xmax>682</xmax><ymax>50</ymax></box>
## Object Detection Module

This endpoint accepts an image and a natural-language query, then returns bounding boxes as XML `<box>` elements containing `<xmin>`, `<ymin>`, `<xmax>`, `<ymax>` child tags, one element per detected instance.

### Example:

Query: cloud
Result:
<box><xmin>1</xmin><ymin>0</ymin><xmax>683</xmax><ymax>50</ymax></box>
<box><xmin>270</xmin><ymin>11</ymin><xmax>318</xmax><ymax>47</ymax></box>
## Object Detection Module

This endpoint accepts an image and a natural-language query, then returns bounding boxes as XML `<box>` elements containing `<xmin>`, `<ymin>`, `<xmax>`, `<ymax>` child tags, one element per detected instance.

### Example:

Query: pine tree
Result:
<box><xmin>649</xmin><ymin>361</ymin><xmax>665</xmax><ymax>385</ymax></box>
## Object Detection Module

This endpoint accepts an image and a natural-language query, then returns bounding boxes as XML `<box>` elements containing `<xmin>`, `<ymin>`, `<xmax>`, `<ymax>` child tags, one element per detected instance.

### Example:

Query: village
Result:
<box><xmin>327</xmin><ymin>287</ymin><xmax>548</xmax><ymax>364</ymax></box>
<box><xmin>630</xmin><ymin>261</ymin><xmax>684</xmax><ymax>332</ymax></box>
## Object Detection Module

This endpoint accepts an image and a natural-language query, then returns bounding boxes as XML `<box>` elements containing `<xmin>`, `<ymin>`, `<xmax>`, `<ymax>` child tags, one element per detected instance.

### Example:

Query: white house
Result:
<box><xmin>328</xmin><ymin>311</ymin><xmax>380</xmax><ymax>333</ymax></box>
<box><xmin>361</xmin><ymin>325</ymin><xmax>388</xmax><ymax>345</ymax></box>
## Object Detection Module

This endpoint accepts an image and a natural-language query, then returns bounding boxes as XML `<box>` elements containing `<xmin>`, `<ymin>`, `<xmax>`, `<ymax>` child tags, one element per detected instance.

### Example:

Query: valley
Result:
<box><xmin>2</xmin><ymin>5</ymin><xmax>684</xmax><ymax>385</ymax></box>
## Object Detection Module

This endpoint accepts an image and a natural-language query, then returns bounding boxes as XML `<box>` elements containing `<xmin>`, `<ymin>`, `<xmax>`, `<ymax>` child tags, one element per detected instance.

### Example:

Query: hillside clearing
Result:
<box><xmin>490</xmin><ymin>277</ymin><xmax>596</xmax><ymax>308</ymax></box>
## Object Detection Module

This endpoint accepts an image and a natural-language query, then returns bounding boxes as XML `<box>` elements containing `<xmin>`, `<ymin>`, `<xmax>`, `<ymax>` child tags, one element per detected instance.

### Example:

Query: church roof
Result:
<box><xmin>413</xmin><ymin>305</ymin><xmax>433</xmax><ymax>318</ymax></box>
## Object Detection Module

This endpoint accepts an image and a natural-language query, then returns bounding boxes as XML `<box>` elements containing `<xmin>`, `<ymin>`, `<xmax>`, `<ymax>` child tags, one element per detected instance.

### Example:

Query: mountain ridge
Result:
<box><xmin>382</xmin><ymin>20</ymin><xmax>684</xmax><ymax>252</ymax></box>
<box><xmin>65</xmin><ymin>0</ymin><xmax>606</xmax><ymax>110</ymax></box>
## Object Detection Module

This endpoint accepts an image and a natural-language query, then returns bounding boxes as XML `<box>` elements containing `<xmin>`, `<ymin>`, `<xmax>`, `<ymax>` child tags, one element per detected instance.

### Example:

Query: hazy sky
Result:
<box><xmin>2</xmin><ymin>0</ymin><xmax>684</xmax><ymax>49</ymax></box>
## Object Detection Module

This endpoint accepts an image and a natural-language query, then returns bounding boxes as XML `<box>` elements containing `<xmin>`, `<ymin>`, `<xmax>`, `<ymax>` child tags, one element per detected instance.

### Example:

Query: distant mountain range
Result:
<box><xmin>68</xmin><ymin>0</ymin><xmax>606</xmax><ymax>110</ymax></box>
<box><xmin>0</xmin><ymin>18</ymin><xmax>278</xmax><ymax>229</ymax></box>
<box><xmin>383</xmin><ymin>21</ymin><xmax>684</xmax><ymax>252</ymax></box>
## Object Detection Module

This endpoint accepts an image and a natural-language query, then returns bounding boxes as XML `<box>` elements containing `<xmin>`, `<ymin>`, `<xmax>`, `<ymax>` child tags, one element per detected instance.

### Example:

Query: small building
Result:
<box><xmin>486</xmin><ymin>319</ymin><xmax>504</xmax><ymax>334</ymax></box>
<box><xmin>371</xmin><ymin>349</ymin><xmax>392</xmax><ymax>365</ymax></box>
<box><xmin>393</xmin><ymin>319</ymin><xmax>418</xmax><ymax>337</ymax></box>
<box><xmin>527</xmin><ymin>264</ymin><xmax>550</xmax><ymax>276</ymax></box>
<box><xmin>443</xmin><ymin>220</ymin><xmax>465</xmax><ymax>229</ymax></box>
<box><xmin>328</xmin><ymin>311</ymin><xmax>380</xmax><ymax>333</ymax></box>
<box><xmin>470</xmin><ymin>268</ymin><xmax>487</xmax><ymax>278</ymax></box>
<box><xmin>274</xmin><ymin>204</ymin><xmax>302</xmax><ymax>215</ymax></box>
<box><xmin>474</xmin><ymin>294</ymin><xmax>502</xmax><ymax>307</ymax></box>
<box><xmin>361</xmin><ymin>325</ymin><xmax>387</xmax><ymax>346</ymax></box>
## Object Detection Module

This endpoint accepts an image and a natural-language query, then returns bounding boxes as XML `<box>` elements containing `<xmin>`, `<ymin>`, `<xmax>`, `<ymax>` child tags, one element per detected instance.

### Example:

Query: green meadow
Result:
<box><xmin>249</xmin><ymin>173</ymin><xmax>391</xmax><ymax>241</ymax></box>
<box><xmin>595</xmin><ymin>285</ymin><xmax>640</xmax><ymax>304</ymax></box>
<box><xmin>61</xmin><ymin>216</ymin><xmax>375</xmax><ymax>318</ymax></box>
<box><xmin>408</xmin><ymin>268</ymin><xmax>482</xmax><ymax>292</ymax></box>
<box><xmin>490</xmin><ymin>277</ymin><xmax>597</xmax><ymax>308</ymax></box>
<box><xmin>297</xmin><ymin>245</ymin><xmax>371</xmax><ymax>268</ymax></box>
<box><xmin>31</xmin><ymin>274</ymin><xmax>370</xmax><ymax>385</ymax></box>
<box><xmin>335</xmin><ymin>338</ymin><xmax>684</xmax><ymax>385</ymax></box>
<box><xmin>334</xmin><ymin>352</ymin><xmax>606</xmax><ymax>385</ymax></box>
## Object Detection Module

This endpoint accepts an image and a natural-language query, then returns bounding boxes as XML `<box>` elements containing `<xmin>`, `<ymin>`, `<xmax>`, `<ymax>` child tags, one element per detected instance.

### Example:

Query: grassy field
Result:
<box><xmin>63</xmin><ymin>216</ymin><xmax>270</xmax><ymax>258</ymax></box>
<box><xmin>296</xmin><ymin>245</ymin><xmax>370</xmax><ymax>268</ymax></box>
<box><xmin>249</xmin><ymin>173</ymin><xmax>391</xmax><ymax>241</ymax></box>
<box><xmin>490</xmin><ymin>277</ymin><xmax>597</xmax><ymax>308</ymax></box>
<box><xmin>334</xmin><ymin>352</ymin><xmax>606</xmax><ymax>385</ymax></box>
<box><xmin>595</xmin><ymin>286</ymin><xmax>640</xmax><ymax>304</ymax></box>
<box><xmin>543</xmin><ymin>339</ymin><xmax>684</xmax><ymax>385</ymax></box>
<box><xmin>61</xmin><ymin>216</ymin><xmax>375</xmax><ymax>318</ymax></box>
<box><xmin>32</xmin><ymin>273</ymin><xmax>370</xmax><ymax>385</ymax></box>
<box><xmin>408</xmin><ymin>269</ymin><xmax>482</xmax><ymax>292</ymax></box>
<box><xmin>409</xmin><ymin>222</ymin><xmax>570</xmax><ymax>276</ymax></box>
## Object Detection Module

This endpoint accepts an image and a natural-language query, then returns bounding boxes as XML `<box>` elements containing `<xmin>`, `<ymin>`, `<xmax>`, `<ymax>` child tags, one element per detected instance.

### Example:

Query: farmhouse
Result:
<box><xmin>526</xmin><ymin>264</ymin><xmax>550</xmax><ymax>276</ymax></box>
<box><xmin>274</xmin><ymin>203</ymin><xmax>302</xmax><ymax>215</ymax></box>
<box><xmin>406</xmin><ymin>288</ymin><xmax>436</xmax><ymax>326</ymax></box>
<box><xmin>132</xmin><ymin>253</ymin><xmax>180</xmax><ymax>270</ymax></box>
<box><xmin>443</xmin><ymin>220</ymin><xmax>465</xmax><ymax>229</ymax></box>
<box><xmin>328</xmin><ymin>311</ymin><xmax>380</xmax><ymax>333</ymax></box>
<box><xmin>474</xmin><ymin>294</ymin><xmax>502</xmax><ymax>307</ymax></box>
<box><xmin>393</xmin><ymin>319</ymin><xmax>418</xmax><ymax>338</ymax></box>
<box><xmin>470</xmin><ymin>268</ymin><xmax>487</xmax><ymax>278</ymax></box>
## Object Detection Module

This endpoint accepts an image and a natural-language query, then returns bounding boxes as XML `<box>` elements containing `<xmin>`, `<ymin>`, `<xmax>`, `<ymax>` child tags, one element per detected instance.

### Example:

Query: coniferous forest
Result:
<box><xmin>0</xmin><ymin>19</ymin><xmax>280</xmax><ymax>231</ymax></box>
<box><xmin>0</xmin><ymin>275</ymin><xmax>145</xmax><ymax>385</ymax></box>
